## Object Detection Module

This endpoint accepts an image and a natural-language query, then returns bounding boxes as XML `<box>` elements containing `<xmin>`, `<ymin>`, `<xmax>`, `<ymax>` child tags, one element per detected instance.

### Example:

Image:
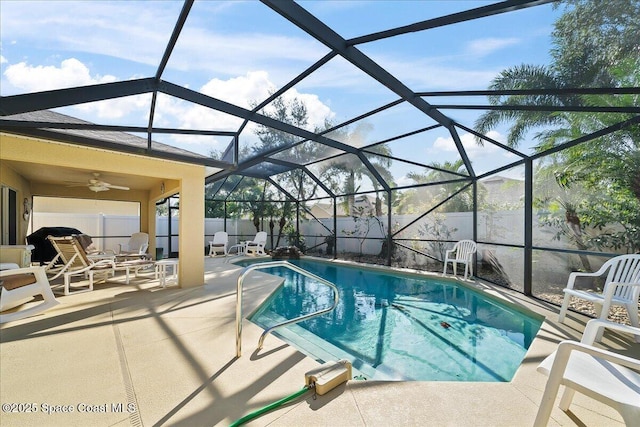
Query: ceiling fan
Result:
<box><xmin>67</xmin><ymin>173</ymin><xmax>130</xmax><ymax>192</ymax></box>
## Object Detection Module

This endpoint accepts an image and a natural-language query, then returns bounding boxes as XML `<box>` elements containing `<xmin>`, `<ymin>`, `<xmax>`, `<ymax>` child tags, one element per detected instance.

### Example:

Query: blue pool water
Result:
<box><xmin>239</xmin><ymin>258</ymin><xmax>542</xmax><ymax>381</ymax></box>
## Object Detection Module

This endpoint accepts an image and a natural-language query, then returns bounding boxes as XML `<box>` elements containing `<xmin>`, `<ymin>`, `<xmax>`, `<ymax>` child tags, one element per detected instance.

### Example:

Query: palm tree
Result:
<box><xmin>363</xmin><ymin>145</ymin><xmax>396</xmax><ymax>216</ymax></box>
<box><xmin>474</xmin><ymin>1</ymin><xmax>640</xmax><ymax>257</ymax></box>
<box><xmin>474</xmin><ymin>64</ymin><xmax>577</xmax><ymax>149</ymax></box>
<box><xmin>317</xmin><ymin>122</ymin><xmax>395</xmax><ymax>216</ymax></box>
<box><xmin>400</xmin><ymin>159</ymin><xmax>475</xmax><ymax>213</ymax></box>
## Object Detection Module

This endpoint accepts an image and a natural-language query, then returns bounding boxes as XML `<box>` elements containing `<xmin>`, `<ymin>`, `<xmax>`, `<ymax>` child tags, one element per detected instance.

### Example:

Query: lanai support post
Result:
<box><xmin>387</xmin><ymin>189</ymin><xmax>392</xmax><ymax>266</ymax></box>
<box><xmin>524</xmin><ymin>158</ymin><xmax>533</xmax><ymax>295</ymax></box>
<box><xmin>472</xmin><ymin>179</ymin><xmax>478</xmax><ymax>276</ymax></box>
<box><xmin>333</xmin><ymin>196</ymin><xmax>337</xmax><ymax>260</ymax></box>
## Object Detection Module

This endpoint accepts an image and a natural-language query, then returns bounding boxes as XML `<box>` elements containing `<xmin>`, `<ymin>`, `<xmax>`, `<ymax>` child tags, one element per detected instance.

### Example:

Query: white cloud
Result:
<box><xmin>160</xmin><ymin>71</ymin><xmax>335</xmax><ymax>150</ymax></box>
<box><xmin>360</xmin><ymin>37</ymin><xmax>518</xmax><ymax>90</ymax></box>
<box><xmin>172</xmin><ymin>29</ymin><xmax>326</xmax><ymax>81</ymax></box>
<box><xmin>179</xmin><ymin>71</ymin><xmax>334</xmax><ymax>133</ymax></box>
<box><xmin>292</xmin><ymin>92</ymin><xmax>335</xmax><ymax>130</ymax></box>
<box><xmin>201</xmin><ymin>71</ymin><xmax>275</xmax><ymax>109</ymax></box>
<box><xmin>431</xmin><ymin>131</ymin><xmax>505</xmax><ymax>159</ymax></box>
<box><xmin>466</xmin><ymin>37</ymin><xmax>520</xmax><ymax>57</ymax></box>
<box><xmin>0</xmin><ymin>55</ymin><xmax>7</xmax><ymax>64</ymax></box>
<box><xmin>362</xmin><ymin>53</ymin><xmax>499</xmax><ymax>90</ymax></box>
<box><xmin>74</xmin><ymin>95</ymin><xmax>151</xmax><ymax>121</ymax></box>
<box><xmin>2</xmin><ymin>57</ymin><xmax>147</xmax><ymax>120</ymax></box>
<box><xmin>1</xmin><ymin>1</ymin><xmax>327</xmax><ymax>87</ymax></box>
<box><xmin>1</xmin><ymin>1</ymin><xmax>178</xmax><ymax>67</ymax></box>
<box><xmin>4</xmin><ymin>58</ymin><xmax>116</xmax><ymax>92</ymax></box>
<box><xmin>2</xmin><ymin>54</ymin><xmax>335</xmax><ymax>154</ymax></box>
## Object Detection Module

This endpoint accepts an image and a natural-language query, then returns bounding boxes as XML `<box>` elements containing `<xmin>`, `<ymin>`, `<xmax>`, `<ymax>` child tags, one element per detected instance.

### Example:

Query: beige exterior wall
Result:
<box><xmin>34</xmin><ymin>197</ymin><xmax>140</xmax><ymax>215</ymax></box>
<box><xmin>0</xmin><ymin>133</ymin><xmax>206</xmax><ymax>288</ymax></box>
<box><xmin>0</xmin><ymin>160</ymin><xmax>32</xmax><ymax>244</ymax></box>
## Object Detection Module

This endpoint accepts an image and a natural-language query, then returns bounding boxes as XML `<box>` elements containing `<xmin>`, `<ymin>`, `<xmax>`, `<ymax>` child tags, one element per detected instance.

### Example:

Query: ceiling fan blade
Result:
<box><xmin>66</xmin><ymin>173</ymin><xmax>129</xmax><ymax>191</ymax></box>
<box><xmin>106</xmin><ymin>184</ymin><xmax>130</xmax><ymax>190</ymax></box>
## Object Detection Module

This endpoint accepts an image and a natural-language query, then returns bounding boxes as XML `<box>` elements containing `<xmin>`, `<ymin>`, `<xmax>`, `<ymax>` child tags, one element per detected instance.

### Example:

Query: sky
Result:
<box><xmin>0</xmin><ymin>0</ymin><xmax>561</xmax><ymax>186</ymax></box>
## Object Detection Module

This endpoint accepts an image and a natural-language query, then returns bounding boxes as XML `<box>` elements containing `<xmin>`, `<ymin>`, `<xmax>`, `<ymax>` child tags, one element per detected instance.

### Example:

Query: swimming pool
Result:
<box><xmin>238</xmin><ymin>258</ymin><xmax>542</xmax><ymax>382</ymax></box>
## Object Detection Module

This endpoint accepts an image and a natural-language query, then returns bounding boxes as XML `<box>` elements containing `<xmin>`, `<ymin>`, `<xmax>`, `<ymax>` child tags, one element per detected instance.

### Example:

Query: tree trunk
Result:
<box><xmin>269</xmin><ymin>218</ymin><xmax>275</xmax><ymax>249</ymax></box>
<box><xmin>565</xmin><ymin>209</ymin><xmax>592</xmax><ymax>272</ymax></box>
<box><xmin>375</xmin><ymin>194</ymin><xmax>382</xmax><ymax>217</ymax></box>
<box><xmin>275</xmin><ymin>216</ymin><xmax>286</xmax><ymax>248</ymax></box>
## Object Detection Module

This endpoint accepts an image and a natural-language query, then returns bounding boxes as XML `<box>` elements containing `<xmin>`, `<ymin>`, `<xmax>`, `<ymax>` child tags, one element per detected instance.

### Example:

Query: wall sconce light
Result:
<box><xmin>23</xmin><ymin>197</ymin><xmax>31</xmax><ymax>221</ymax></box>
<box><xmin>160</xmin><ymin>182</ymin><xmax>165</xmax><ymax>193</ymax></box>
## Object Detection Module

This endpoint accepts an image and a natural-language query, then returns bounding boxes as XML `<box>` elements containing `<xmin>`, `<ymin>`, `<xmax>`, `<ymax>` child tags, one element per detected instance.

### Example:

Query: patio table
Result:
<box><xmin>155</xmin><ymin>258</ymin><xmax>179</xmax><ymax>288</ymax></box>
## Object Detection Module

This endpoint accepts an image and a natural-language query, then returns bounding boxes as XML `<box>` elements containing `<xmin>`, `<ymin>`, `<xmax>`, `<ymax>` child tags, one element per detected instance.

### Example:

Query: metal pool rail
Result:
<box><xmin>235</xmin><ymin>260</ymin><xmax>339</xmax><ymax>357</ymax></box>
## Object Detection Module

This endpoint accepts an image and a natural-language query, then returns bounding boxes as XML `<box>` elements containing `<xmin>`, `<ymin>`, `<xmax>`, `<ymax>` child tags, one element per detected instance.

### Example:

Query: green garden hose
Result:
<box><xmin>229</xmin><ymin>385</ymin><xmax>312</xmax><ymax>427</ymax></box>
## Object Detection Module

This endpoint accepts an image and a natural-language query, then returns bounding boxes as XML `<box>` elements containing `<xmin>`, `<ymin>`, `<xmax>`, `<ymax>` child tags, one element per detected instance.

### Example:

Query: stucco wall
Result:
<box><xmin>1</xmin><ymin>132</ymin><xmax>205</xmax><ymax>288</ymax></box>
<box><xmin>0</xmin><ymin>160</ymin><xmax>32</xmax><ymax>244</ymax></box>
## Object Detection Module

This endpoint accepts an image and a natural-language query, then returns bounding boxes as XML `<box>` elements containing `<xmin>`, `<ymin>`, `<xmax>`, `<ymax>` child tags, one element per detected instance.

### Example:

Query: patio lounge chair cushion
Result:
<box><xmin>46</xmin><ymin>235</ymin><xmax>115</xmax><ymax>295</ymax></box>
<box><xmin>245</xmin><ymin>231</ymin><xmax>267</xmax><ymax>256</ymax></box>
<box><xmin>209</xmin><ymin>231</ymin><xmax>229</xmax><ymax>257</ymax></box>
<box><xmin>1</xmin><ymin>273</ymin><xmax>39</xmax><ymax>291</ymax></box>
<box><xmin>1</xmin><ymin>266</ymin><xmax>60</xmax><ymax>323</ymax></box>
<box><xmin>27</xmin><ymin>226</ymin><xmax>89</xmax><ymax>264</ymax></box>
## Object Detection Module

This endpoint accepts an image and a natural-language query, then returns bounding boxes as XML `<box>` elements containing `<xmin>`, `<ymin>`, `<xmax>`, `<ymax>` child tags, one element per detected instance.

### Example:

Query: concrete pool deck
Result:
<box><xmin>1</xmin><ymin>256</ymin><xmax>638</xmax><ymax>426</ymax></box>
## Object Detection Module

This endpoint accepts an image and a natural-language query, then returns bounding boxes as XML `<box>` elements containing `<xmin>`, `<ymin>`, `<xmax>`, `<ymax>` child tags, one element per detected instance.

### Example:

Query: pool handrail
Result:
<box><xmin>236</xmin><ymin>260</ymin><xmax>339</xmax><ymax>358</ymax></box>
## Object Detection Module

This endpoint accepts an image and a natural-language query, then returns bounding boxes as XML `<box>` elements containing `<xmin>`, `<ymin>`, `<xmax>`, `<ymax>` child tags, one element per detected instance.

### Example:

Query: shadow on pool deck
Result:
<box><xmin>1</xmin><ymin>256</ymin><xmax>638</xmax><ymax>426</ymax></box>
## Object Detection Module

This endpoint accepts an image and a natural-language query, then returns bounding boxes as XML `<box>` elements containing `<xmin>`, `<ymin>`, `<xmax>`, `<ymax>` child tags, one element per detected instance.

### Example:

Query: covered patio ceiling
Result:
<box><xmin>0</xmin><ymin>0</ymin><xmax>638</xmax><ymax>192</ymax></box>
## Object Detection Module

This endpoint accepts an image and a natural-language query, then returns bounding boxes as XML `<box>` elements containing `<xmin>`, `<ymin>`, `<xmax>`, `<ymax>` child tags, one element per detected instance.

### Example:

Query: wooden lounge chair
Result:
<box><xmin>46</xmin><ymin>235</ymin><xmax>115</xmax><ymax>295</ymax></box>
<box><xmin>1</xmin><ymin>266</ymin><xmax>60</xmax><ymax>323</ymax></box>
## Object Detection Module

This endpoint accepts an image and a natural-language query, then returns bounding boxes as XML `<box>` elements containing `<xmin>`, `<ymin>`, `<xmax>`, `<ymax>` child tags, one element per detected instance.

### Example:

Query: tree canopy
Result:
<box><xmin>475</xmin><ymin>0</ymin><xmax>640</xmax><ymax>254</ymax></box>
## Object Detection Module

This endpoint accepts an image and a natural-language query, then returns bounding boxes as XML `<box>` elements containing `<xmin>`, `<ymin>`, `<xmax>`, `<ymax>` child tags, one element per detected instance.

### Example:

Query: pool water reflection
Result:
<box><xmin>241</xmin><ymin>259</ymin><xmax>542</xmax><ymax>381</ymax></box>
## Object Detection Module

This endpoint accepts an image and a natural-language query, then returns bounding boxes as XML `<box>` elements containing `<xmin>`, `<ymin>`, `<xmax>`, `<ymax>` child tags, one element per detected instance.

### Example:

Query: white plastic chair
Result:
<box><xmin>117</xmin><ymin>232</ymin><xmax>149</xmax><ymax>256</ymax></box>
<box><xmin>208</xmin><ymin>231</ymin><xmax>229</xmax><ymax>257</ymax></box>
<box><xmin>534</xmin><ymin>319</ymin><xmax>640</xmax><ymax>427</ymax></box>
<box><xmin>245</xmin><ymin>231</ymin><xmax>267</xmax><ymax>256</ymax></box>
<box><xmin>1</xmin><ymin>266</ymin><xmax>60</xmax><ymax>323</ymax></box>
<box><xmin>558</xmin><ymin>254</ymin><xmax>640</xmax><ymax>336</ymax></box>
<box><xmin>442</xmin><ymin>240</ymin><xmax>477</xmax><ymax>280</ymax></box>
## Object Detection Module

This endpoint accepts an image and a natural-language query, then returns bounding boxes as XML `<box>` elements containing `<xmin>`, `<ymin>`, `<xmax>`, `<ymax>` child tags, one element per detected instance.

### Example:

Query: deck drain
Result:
<box><xmin>113</xmin><ymin>320</ymin><xmax>143</xmax><ymax>427</ymax></box>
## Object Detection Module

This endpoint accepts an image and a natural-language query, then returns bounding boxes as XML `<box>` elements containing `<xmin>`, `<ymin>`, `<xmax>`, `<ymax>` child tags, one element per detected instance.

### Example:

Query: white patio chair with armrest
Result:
<box><xmin>442</xmin><ymin>240</ymin><xmax>477</xmax><ymax>280</ymax></box>
<box><xmin>208</xmin><ymin>231</ymin><xmax>229</xmax><ymax>257</ymax></box>
<box><xmin>46</xmin><ymin>235</ymin><xmax>115</xmax><ymax>295</ymax></box>
<box><xmin>245</xmin><ymin>231</ymin><xmax>268</xmax><ymax>256</ymax></box>
<box><xmin>1</xmin><ymin>266</ymin><xmax>60</xmax><ymax>323</ymax></box>
<box><xmin>558</xmin><ymin>254</ymin><xmax>640</xmax><ymax>340</ymax></box>
<box><xmin>534</xmin><ymin>319</ymin><xmax>640</xmax><ymax>427</ymax></box>
<box><xmin>116</xmin><ymin>232</ymin><xmax>149</xmax><ymax>256</ymax></box>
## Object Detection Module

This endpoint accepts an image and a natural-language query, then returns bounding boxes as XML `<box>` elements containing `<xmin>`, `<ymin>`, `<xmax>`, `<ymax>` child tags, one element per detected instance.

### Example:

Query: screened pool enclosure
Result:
<box><xmin>1</xmin><ymin>0</ymin><xmax>638</xmax><ymax>319</ymax></box>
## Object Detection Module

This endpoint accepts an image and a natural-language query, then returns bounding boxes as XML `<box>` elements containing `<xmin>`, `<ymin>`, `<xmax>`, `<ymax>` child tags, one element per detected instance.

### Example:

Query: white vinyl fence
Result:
<box><xmin>31</xmin><ymin>210</ymin><xmax>617</xmax><ymax>294</ymax></box>
<box><xmin>33</xmin><ymin>209</ymin><xmax>551</xmax><ymax>256</ymax></box>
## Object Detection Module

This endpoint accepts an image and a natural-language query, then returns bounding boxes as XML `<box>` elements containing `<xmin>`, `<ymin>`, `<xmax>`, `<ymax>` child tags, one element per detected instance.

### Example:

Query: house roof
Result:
<box><xmin>2</xmin><ymin>110</ymin><xmax>222</xmax><ymax>167</ymax></box>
